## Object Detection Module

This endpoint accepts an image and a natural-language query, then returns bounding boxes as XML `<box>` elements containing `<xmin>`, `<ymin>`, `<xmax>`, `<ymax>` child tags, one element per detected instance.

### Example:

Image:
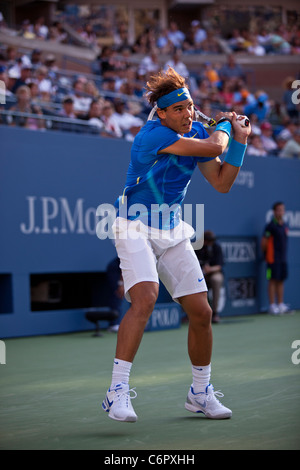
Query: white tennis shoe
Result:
<box><xmin>102</xmin><ymin>382</ymin><xmax>138</xmax><ymax>422</ymax></box>
<box><xmin>185</xmin><ymin>384</ymin><xmax>232</xmax><ymax>419</ymax></box>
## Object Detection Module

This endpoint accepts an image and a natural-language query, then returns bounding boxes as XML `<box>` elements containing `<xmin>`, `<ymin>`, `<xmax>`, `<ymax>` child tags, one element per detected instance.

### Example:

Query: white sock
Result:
<box><xmin>192</xmin><ymin>364</ymin><xmax>211</xmax><ymax>393</ymax></box>
<box><xmin>111</xmin><ymin>358</ymin><xmax>132</xmax><ymax>388</ymax></box>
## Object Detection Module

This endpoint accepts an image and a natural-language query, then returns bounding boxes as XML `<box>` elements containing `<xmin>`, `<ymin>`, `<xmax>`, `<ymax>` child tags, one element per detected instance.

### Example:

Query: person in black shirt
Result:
<box><xmin>261</xmin><ymin>202</ymin><xmax>289</xmax><ymax>314</ymax></box>
<box><xmin>195</xmin><ymin>231</ymin><xmax>224</xmax><ymax>323</ymax></box>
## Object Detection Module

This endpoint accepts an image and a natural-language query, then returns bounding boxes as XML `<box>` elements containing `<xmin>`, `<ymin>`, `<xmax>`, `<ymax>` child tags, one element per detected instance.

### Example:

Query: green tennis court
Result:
<box><xmin>1</xmin><ymin>312</ymin><xmax>299</xmax><ymax>450</ymax></box>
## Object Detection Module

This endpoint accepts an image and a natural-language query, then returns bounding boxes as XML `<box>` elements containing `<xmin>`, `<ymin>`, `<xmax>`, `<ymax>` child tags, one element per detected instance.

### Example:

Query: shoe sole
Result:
<box><xmin>102</xmin><ymin>399</ymin><xmax>138</xmax><ymax>422</ymax></box>
<box><xmin>185</xmin><ymin>402</ymin><xmax>232</xmax><ymax>419</ymax></box>
<box><xmin>108</xmin><ymin>412</ymin><xmax>137</xmax><ymax>423</ymax></box>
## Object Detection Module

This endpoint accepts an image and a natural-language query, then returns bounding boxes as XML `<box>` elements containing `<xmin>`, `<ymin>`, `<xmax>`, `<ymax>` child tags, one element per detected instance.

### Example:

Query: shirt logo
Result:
<box><xmin>198</xmin><ymin>277</ymin><xmax>204</xmax><ymax>282</ymax></box>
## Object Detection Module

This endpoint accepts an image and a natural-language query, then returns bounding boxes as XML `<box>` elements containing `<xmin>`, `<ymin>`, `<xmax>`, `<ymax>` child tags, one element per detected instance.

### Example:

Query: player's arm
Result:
<box><xmin>198</xmin><ymin>115</ymin><xmax>251</xmax><ymax>193</ymax></box>
<box><xmin>157</xmin><ymin>118</ymin><xmax>231</xmax><ymax>159</ymax></box>
<box><xmin>157</xmin><ymin>111</ymin><xmax>235</xmax><ymax>159</ymax></box>
<box><xmin>261</xmin><ymin>229</ymin><xmax>271</xmax><ymax>253</ymax></box>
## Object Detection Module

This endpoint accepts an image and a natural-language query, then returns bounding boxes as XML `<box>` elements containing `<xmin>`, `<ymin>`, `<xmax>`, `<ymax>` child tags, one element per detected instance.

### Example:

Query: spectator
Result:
<box><xmin>156</xmin><ymin>28</ymin><xmax>173</xmax><ymax>54</ymax></box>
<box><xmin>81</xmin><ymin>98</ymin><xmax>105</xmax><ymax>132</ymax></box>
<box><xmin>256</xmin><ymin>29</ymin><xmax>272</xmax><ymax>54</ymax></box>
<box><xmin>21</xmin><ymin>19</ymin><xmax>36</xmax><ymax>40</ymax></box>
<box><xmin>274</xmin><ymin>134</ymin><xmax>289</xmax><ymax>156</ymax></box>
<box><xmin>247</xmin><ymin>34</ymin><xmax>266</xmax><ymax>56</ymax></box>
<box><xmin>203</xmin><ymin>62</ymin><xmax>220</xmax><ymax>88</ymax></box>
<box><xmin>227</xmin><ymin>29</ymin><xmax>245</xmax><ymax>53</ymax></box>
<box><xmin>9</xmin><ymin>85</ymin><xmax>43</xmax><ymax>130</ymax></box>
<box><xmin>268</xmin><ymin>29</ymin><xmax>291</xmax><ymax>54</ymax></box>
<box><xmin>279</xmin><ymin>128</ymin><xmax>300</xmax><ymax>158</ymax></box>
<box><xmin>247</xmin><ymin>134</ymin><xmax>267</xmax><ymax>157</ymax></box>
<box><xmin>80</xmin><ymin>23</ymin><xmax>97</xmax><ymax>46</ymax></box>
<box><xmin>167</xmin><ymin>21</ymin><xmax>185</xmax><ymax>49</ymax></box>
<box><xmin>260</xmin><ymin>122</ymin><xmax>278</xmax><ymax>154</ymax></box>
<box><xmin>59</xmin><ymin>96</ymin><xmax>75</xmax><ymax>118</ymax></box>
<box><xmin>138</xmin><ymin>48</ymin><xmax>160</xmax><ymax>77</ymax></box>
<box><xmin>111</xmin><ymin>98</ymin><xmax>143</xmax><ymax>134</ymax></box>
<box><xmin>261</xmin><ymin>202</ymin><xmax>290</xmax><ymax>314</ymax></box>
<box><xmin>192</xmin><ymin>20</ymin><xmax>207</xmax><ymax>47</ymax></box>
<box><xmin>277</xmin><ymin>120</ymin><xmax>298</xmax><ymax>141</ymax></box>
<box><xmin>219</xmin><ymin>79</ymin><xmax>235</xmax><ymax>110</ymax></box>
<box><xmin>4</xmin><ymin>46</ymin><xmax>18</xmax><ymax>69</ymax></box>
<box><xmin>7</xmin><ymin>67</ymin><xmax>20</xmax><ymax>93</ymax></box>
<box><xmin>71</xmin><ymin>78</ymin><xmax>92</xmax><ymax>117</ymax></box>
<box><xmin>35</xmin><ymin>66</ymin><xmax>53</xmax><ymax>96</ymax></box>
<box><xmin>101</xmin><ymin>100</ymin><xmax>122</xmax><ymax>138</ymax></box>
<box><xmin>164</xmin><ymin>49</ymin><xmax>189</xmax><ymax>80</ymax></box>
<box><xmin>11</xmin><ymin>63</ymin><xmax>32</xmax><ymax>94</ymax></box>
<box><xmin>0</xmin><ymin>66</ymin><xmax>14</xmax><ymax>101</ymax></box>
<box><xmin>30</xmin><ymin>49</ymin><xmax>43</xmax><ymax>70</ymax></box>
<box><xmin>219</xmin><ymin>54</ymin><xmax>246</xmax><ymax>83</ymax></box>
<box><xmin>44</xmin><ymin>54</ymin><xmax>58</xmax><ymax>80</ymax></box>
<box><xmin>194</xmin><ymin>231</ymin><xmax>224</xmax><ymax>324</ymax></box>
<box><xmin>48</xmin><ymin>21</ymin><xmax>67</xmax><ymax>43</ymax></box>
<box><xmin>247</xmin><ymin>113</ymin><xmax>262</xmax><ymax>136</ymax></box>
<box><xmin>33</xmin><ymin>17</ymin><xmax>49</xmax><ymax>40</ymax></box>
<box><xmin>244</xmin><ymin>91</ymin><xmax>270</xmax><ymax>122</ymax></box>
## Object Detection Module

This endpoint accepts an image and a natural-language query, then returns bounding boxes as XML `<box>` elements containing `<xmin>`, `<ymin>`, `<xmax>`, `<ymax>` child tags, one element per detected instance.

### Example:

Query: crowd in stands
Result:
<box><xmin>2</xmin><ymin>7</ymin><xmax>299</xmax><ymax>57</ymax></box>
<box><xmin>0</xmin><ymin>8</ymin><xmax>300</xmax><ymax>158</ymax></box>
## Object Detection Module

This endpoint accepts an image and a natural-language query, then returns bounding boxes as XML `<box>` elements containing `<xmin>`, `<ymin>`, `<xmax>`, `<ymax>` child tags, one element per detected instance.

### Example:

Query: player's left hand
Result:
<box><xmin>215</xmin><ymin>111</ymin><xmax>234</xmax><ymax>123</ymax></box>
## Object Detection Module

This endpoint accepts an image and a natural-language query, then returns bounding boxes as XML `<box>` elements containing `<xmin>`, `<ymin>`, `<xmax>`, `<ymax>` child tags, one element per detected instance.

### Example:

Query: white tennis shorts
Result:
<box><xmin>112</xmin><ymin>217</ymin><xmax>207</xmax><ymax>303</ymax></box>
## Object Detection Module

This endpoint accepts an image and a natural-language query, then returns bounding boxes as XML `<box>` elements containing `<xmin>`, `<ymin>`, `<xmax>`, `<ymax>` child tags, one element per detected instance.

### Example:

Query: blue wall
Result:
<box><xmin>0</xmin><ymin>127</ymin><xmax>299</xmax><ymax>337</ymax></box>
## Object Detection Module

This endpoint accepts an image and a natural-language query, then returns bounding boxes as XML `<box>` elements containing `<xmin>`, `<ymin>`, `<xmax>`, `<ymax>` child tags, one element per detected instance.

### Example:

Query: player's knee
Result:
<box><xmin>131</xmin><ymin>287</ymin><xmax>158</xmax><ymax>320</ymax></box>
<box><xmin>142</xmin><ymin>289</ymin><xmax>158</xmax><ymax>313</ymax></box>
<box><xmin>190</xmin><ymin>304</ymin><xmax>212</xmax><ymax>328</ymax></box>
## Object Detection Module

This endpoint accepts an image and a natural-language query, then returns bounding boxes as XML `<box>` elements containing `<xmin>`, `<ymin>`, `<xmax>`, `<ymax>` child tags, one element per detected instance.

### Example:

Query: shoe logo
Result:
<box><xmin>195</xmin><ymin>398</ymin><xmax>207</xmax><ymax>408</ymax></box>
<box><xmin>107</xmin><ymin>397</ymin><xmax>113</xmax><ymax>407</ymax></box>
<box><xmin>177</xmin><ymin>91</ymin><xmax>184</xmax><ymax>96</ymax></box>
<box><xmin>198</xmin><ymin>277</ymin><xmax>204</xmax><ymax>282</ymax></box>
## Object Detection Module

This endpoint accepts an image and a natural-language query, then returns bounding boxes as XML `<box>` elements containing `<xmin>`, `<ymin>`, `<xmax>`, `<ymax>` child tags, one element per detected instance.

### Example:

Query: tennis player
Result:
<box><xmin>102</xmin><ymin>67</ymin><xmax>251</xmax><ymax>422</ymax></box>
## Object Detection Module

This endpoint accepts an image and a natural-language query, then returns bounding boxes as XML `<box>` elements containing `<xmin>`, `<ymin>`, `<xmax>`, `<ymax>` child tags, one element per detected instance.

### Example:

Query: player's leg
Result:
<box><xmin>179</xmin><ymin>292</ymin><xmax>231</xmax><ymax>419</ymax></box>
<box><xmin>179</xmin><ymin>291</ymin><xmax>212</xmax><ymax>366</ymax></box>
<box><xmin>115</xmin><ymin>281</ymin><xmax>159</xmax><ymax>362</ymax></box>
<box><xmin>103</xmin><ymin>222</ymin><xmax>159</xmax><ymax>422</ymax></box>
<box><xmin>180</xmin><ymin>291</ymin><xmax>231</xmax><ymax>419</ymax></box>
<box><xmin>157</xmin><ymin>237</ymin><xmax>231</xmax><ymax>419</ymax></box>
<box><xmin>267</xmin><ymin>263</ymin><xmax>280</xmax><ymax>314</ymax></box>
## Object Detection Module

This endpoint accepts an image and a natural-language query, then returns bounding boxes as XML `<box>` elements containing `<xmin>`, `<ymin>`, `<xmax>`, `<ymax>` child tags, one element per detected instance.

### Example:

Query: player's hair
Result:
<box><xmin>145</xmin><ymin>67</ymin><xmax>188</xmax><ymax>107</ymax></box>
<box><xmin>272</xmin><ymin>201</ymin><xmax>284</xmax><ymax>211</ymax></box>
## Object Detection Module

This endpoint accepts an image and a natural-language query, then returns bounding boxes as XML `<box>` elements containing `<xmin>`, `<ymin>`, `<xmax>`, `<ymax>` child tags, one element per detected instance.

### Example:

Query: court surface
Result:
<box><xmin>0</xmin><ymin>312</ymin><xmax>299</xmax><ymax>450</ymax></box>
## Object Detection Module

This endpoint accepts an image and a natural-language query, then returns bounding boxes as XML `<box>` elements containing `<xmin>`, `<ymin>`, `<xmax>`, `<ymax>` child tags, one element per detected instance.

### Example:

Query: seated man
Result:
<box><xmin>195</xmin><ymin>231</ymin><xmax>224</xmax><ymax>323</ymax></box>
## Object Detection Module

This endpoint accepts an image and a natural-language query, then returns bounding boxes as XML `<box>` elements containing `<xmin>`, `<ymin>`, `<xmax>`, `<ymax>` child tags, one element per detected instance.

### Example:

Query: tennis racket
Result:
<box><xmin>147</xmin><ymin>104</ymin><xmax>250</xmax><ymax>128</ymax></box>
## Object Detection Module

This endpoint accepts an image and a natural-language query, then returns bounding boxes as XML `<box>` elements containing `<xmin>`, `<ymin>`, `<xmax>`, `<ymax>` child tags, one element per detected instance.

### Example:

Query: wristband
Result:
<box><xmin>224</xmin><ymin>138</ymin><xmax>247</xmax><ymax>167</ymax></box>
<box><xmin>217</xmin><ymin>117</ymin><xmax>232</xmax><ymax>124</ymax></box>
<box><xmin>215</xmin><ymin>120</ymin><xmax>232</xmax><ymax>138</ymax></box>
